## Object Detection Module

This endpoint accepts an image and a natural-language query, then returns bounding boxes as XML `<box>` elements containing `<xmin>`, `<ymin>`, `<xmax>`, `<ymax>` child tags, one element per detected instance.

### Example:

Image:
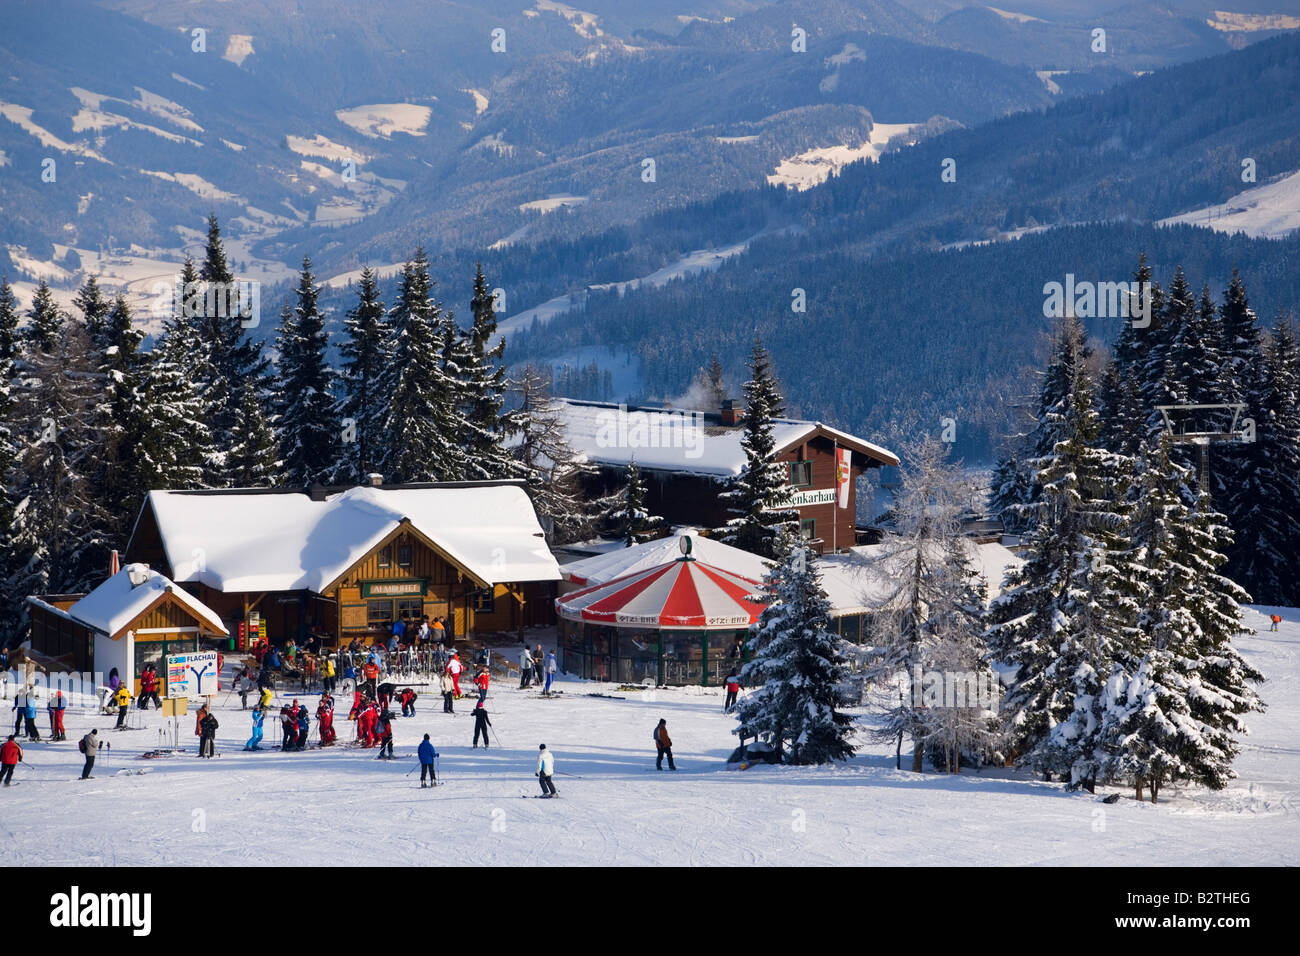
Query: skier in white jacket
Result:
<box><xmin>519</xmin><ymin>646</ymin><xmax>534</xmax><ymax>689</ymax></box>
<box><xmin>536</xmin><ymin>743</ymin><xmax>557</xmax><ymax>798</ymax></box>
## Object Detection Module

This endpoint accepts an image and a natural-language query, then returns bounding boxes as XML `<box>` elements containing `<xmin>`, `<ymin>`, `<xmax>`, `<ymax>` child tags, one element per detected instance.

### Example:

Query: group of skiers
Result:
<box><xmin>518</xmin><ymin>644</ymin><xmax>558</xmax><ymax>694</ymax></box>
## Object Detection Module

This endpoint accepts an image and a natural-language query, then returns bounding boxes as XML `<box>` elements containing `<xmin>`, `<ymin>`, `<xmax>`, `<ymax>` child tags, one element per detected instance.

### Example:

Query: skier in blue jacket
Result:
<box><xmin>245</xmin><ymin>705</ymin><xmax>265</xmax><ymax>750</ymax></box>
<box><xmin>417</xmin><ymin>734</ymin><xmax>438</xmax><ymax>787</ymax></box>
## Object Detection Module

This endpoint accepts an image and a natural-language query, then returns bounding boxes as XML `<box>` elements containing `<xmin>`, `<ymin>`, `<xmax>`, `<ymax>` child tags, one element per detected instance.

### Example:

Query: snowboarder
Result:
<box><xmin>0</xmin><ymin>735</ymin><xmax>21</xmax><ymax>786</ymax></box>
<box><xmin>446</xmin><ymin>653</ymin><xmax>464</xmax><ymax>698</ymax></box>
<box><xmin>441</xmin><ymin>671</ymin><xmax>455</xmax><ymax>714</ymax></box>
<box><xmin>245</xmin><ymin>705</ymin><xmax>265</xmax><ymax>750</ymax></box>
<box><xmin>723</xmin><ymin>671</ymin><xmax>742</xmax><ymax>713</ymax></box>
<box><xmin>473</xmin><ymin>667</ymin><xmax>490</xmax><ymax>704</ymax></box>
<box><xmin>78</xmin><ymin>729</ymin><xmax>100</xmax><ymax>779</ymax></box>
<box><xmin>542</xmin><ymin>650</ymin><xmax>558</xmax><ymax>696</ymax></box>
<box><xmin>519</xmin><ymin>645</ymin><xmax>534</xmax><ymax>689</ymax></box>
<box><xmin>472</xmin><ymin>702</ymin><xmax>492</xmax><ymax>748</ymax></box>
<box><xmin>376</xmin><ymin>709</ymin><xmax>395</xmax><ymax>759</ymax></box>
<box><xmin>1270</xmin><ymin>613</ymin><xmax>1282</xmax><ymax>632</ymax></box>
<box><xmin>48</xmin><ymin>690</ymin><xmax>67</xmax><ymax>740</ymax></box>
<box><xmin>536</xmin><ymin>743</ymin><xmax>557</xmax><ymax>797</ymax></box>
<box><xmin>199</xmin><ymin>710</ymin><xmax>219</xmax><ymax>757</ymax></box>
<box><xmin>418</xmin><ymin>734</ymin><xmax>438</xmax><ymax>787</ymax></box>
<box><xmin>654</xmin><ymin>718</ymin><xmax>676</xmax><ymax>770</ymax></box>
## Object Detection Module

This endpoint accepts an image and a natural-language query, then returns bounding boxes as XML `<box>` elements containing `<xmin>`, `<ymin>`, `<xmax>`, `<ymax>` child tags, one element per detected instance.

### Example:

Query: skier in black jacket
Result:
<box><xmin>199</xmin><ymin>711</ymin><xmax>219</xmax><ymax>758</ymax></box>
<box><xmin>472</xmin><ymin>702</ymin><xmax>492</xmax><ymax>748</ymax></box>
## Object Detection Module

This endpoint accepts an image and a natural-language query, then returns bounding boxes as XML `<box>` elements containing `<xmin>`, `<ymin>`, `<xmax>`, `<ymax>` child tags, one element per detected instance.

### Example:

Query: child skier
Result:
<box><xmin>280</xmin><ymin>706</ymin><xmax>298</xmax><ymax>750</ymax></box>
<box><xmin>418</xmin><ymin>734</ymin><xmax>438</xmax><ymax>787</ymax></box>
<box><xmin>296</xmin><ymin>702</ymin><xmax>311</xmax><ymax>748</ymax></box>
<box><xmin>472</xmin><ymin>702</ymin><xmax>492</xmax><ymax>748</ymax></box>
<box><xmin>317</xmin><ymin>694</ymin><xmax>336</xmax><ymax>745</ymax></box>
<box><xmin>245</xmin><ymin>705</ymin><xmax>265</xmax><ymax>751</ymax></box>
<box><xmin>0</xmin><ymin>735</ymin><xmax>22</xmax><ymax>786</ymax></box>
<box><xmin>113</xmin><ymin>683</ymin><xmax>131</xmax><ymax>730</ymax></box>
<box><xmin>441</xmin><ymin>672</ymin><xmax>455</xmax><ymax>713</ymax></box>
<box><xmin>399</xmin><ymin>687</ymin><xmax>417</xmax><ymax>717</ymax></box>
<box><xmin>473</xmin><ymin>667</ymin><xmax>490</xmax><ymax>704</ymax></box>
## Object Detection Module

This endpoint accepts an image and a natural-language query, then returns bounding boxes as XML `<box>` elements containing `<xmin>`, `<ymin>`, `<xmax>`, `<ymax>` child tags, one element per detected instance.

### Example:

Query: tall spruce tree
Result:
<box><xmin>226</xmin><ymin>380</ymin><xmax>280</xmax><ymax>486</ymax></box>
<box><xmin>24</xmin><ymin>279</ymin><xmax>64</xmax><ymax>353</ymax></box>
<box><xmin>9</xmin><ymin>318</ymin><xmax>112</xmax><ymax>614</ymax></box>
<box><xmin>155</xmin><ymin>257</ymin><xmax>219</xmax><ymax>485</ymax></box>
<box><xmin>274</xmin><ymin>258</ymin><xmax>339</xmax><ymax>486</ymax></box>
<box><xmin>74</xmin><ymin>274</ymin><xmax>111</xmax><ymax>348</ymax></box>
<box><xmin>987</xmin><ymin>318</ymin><xmax>1143</xmax><ymax>789</ymax></box>
<box><xmin>0</xmin><ymin>278</ymin><xmax>20</xmax><ymax>640</ymax></box>
<box><xmin>335</xmin><ymin>267</ymin><xmax>390</xmax><ymax>483</ymax></box>
<box><xmin>1102</xmin><ymin>434</ymin><xmax>1264</xmax><ymax>801</ymax></box>
<box><xmin>734</xmin><ymin>536</ymin><xmax>856</xmax><ymax>765</ymax></box>
<box><xmin>194</xmin><ymin>214</ymin><xmax>270</xmax><ymax>484</ymax></box>
<box><xmin>377</xmin><ymin>250</ymin><xmax>462</xmax><ymax>482</ymax></box>
<box><xmin>716</xmin><ymin>338</ymin><xmax>798</xmax><ymax>558</ymax></box>
<box><xmin>460</xmin><ymin>264</ymin><xmax>521</xmax><ymax>479</ymax></box>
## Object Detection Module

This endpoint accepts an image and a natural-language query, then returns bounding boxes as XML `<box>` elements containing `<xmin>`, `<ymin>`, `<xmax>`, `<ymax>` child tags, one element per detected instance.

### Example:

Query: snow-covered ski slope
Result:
<box><xmin>3</xmin><ymin>607</ymin><xmax>1296</xmax><ymax>866</ymax></box>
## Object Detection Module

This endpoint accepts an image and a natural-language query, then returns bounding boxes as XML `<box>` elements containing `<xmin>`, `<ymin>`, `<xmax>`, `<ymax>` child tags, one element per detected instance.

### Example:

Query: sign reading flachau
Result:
<box><xmin>165</xmin><ymin>651</ymin><xmax>219</xmax><ymax>699</ymax></box>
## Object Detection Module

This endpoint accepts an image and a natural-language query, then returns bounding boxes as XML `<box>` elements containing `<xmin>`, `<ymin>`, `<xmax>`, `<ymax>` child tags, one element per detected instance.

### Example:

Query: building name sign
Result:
<box><xmin>785</xmin><ymin>488</ymin><xmax>837</xmax><ymax>507</ymax></box>
<box><xmin>363</xmin><ymin>580</ymin><xmax>427</xmax><ymax>598</ymax></box>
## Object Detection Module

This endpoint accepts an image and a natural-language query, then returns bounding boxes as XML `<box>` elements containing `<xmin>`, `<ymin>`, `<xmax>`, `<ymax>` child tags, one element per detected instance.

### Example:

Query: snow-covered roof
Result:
<box><xmin>549</xmin><ymin>398</ymin><xmax>898</xmax><ymax>478</ymax></box>
<box><xmin>560</xmin><ymin>529</ymin><xmax>772</xmax><ymax>586</ymax></box>
<box><xmin>816</xmin><ymin>540</ymin><xmax>1025</xmax><ymax>616</ymax></box>
<box><xmin>63</xmin><ymin>565</ymin><xmax>228</xmax><ymax>638</ymax></box>
<box><xmin>143</xmin><ymin>483</ymin><xmax>559</xmax><ymax>593</ymax></box>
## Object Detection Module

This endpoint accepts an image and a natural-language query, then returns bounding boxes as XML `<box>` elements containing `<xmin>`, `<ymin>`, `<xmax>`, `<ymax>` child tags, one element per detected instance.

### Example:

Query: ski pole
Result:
<box><xmin>555</xmin><ymin>770</ymin><xmax>582</xmax><ymax>778</ymax></box>
<box><xmin>490</xmin><ymin>725</ymin><xmax>502</xmax><ymax>747</ymax></box>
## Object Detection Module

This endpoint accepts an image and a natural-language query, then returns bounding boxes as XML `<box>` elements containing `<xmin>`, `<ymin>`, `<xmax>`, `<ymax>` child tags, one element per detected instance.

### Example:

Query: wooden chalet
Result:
<box><xmin>123</xmin><ymin>479</ymin><xmax>560</xmax><ymax>650</ymax></box>
<box><xmin>550</xmin><ymin>398</ymin><xmax>899</xmax><ymax>553</ymax></box>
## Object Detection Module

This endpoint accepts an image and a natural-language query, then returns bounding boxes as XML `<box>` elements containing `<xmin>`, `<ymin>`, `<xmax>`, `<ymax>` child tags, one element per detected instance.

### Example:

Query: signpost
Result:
<box><xmin>166</xmin><ymin>651</ymin><xmax>220</xmax><ymax>700</ymax></box>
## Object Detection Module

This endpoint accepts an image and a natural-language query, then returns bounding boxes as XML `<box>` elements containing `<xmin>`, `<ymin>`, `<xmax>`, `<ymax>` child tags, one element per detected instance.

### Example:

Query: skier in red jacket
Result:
<box><xmin>317</xmin><ymin>695</ymin><xmax>336</xmax><ymax>745</ymax></box>
<box><xmin>138</xmin><ymin>665</ymin><xmax>161</xmax><ymax>710</ymax></box>
<box><xmin>0</xmin><ymin>735</ymin><xmax>22</xmax><ymax>786</ymax></box>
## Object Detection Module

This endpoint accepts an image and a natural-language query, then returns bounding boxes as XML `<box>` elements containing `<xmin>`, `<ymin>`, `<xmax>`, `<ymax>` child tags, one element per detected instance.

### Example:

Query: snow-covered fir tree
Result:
<box><xmin>734</xmin><ymin>535</ymin><xmax>855</xmax><ymax>765</ymax></box>
<box><xmin>225</xmin><ymin>380</ymin><xmax>280</xmax><ymax>487</ymax></box>
<box><xmin>987</xmin><ymin>319</ymin><xmax>1144</xmax><ymax>789</ymax></box>
<box><xmin>8</xmin><ymin>317</ymin><xmax>113</xmax><ymax>615</ymax></box>
<box><xmin>0</xmin><ymin>277</ymin><xmax>21</xmax><ymax>640</ymax></box>
<box><xmin>459</xmin><ymin>264</ymin><xmax>521</xmax><ymax>480</ymax></box>
<box><xmin>273</xmin><ymin>257</ymin><xmax>339</xmax><ymax>486</ymax></box>
<box><xmin>377</xmin><ymin>250</ymin><xmax>462</xmax><ymax>482</ymax></box>
<box><xmin>194</xmin><ymin>214</ymin><xmax>271</xmax><ymax>485</ymax></box>
<box><xmin>609</xmin><ymin>460</ymin><xmax>665</xmax><ymax>547</ymax></box>
<box><xmin>1101</xmin><ymin>433</ymin><xmax>1265</xmax><ymax>801</ymax></box>
<box><xmin>153</xmin><ymin>257</ymin><xmax>219</xmax><ymax>485</ymax></box>
<box><xmin>1224</xmin><ymin>320</ymin><xmax>1300</xmax><ymax>605</ymax></box>
<box><xmin>73</xmin><ymin>274</ymin><xmax>111</xmax><ymax>348</ymax></box>
<box><xmin>988</xmin><ymin>450</ymin><xmax>1033</xmax><ymax>534</ymax></box>
<box><xmin>24</xmin><ymin>279</ymin><xmax>63</xmax><ymax>354</ymax></box>
<box><xmin>334</xmin><ymin>267</ymin><xmax>390</xmax><ymax>483</ymax></box>
<box><xmin>866</xmin><ymin>438</ymin><xmax>996</xmax><ymax>772</ymax></box>
<box><xmin>715</xmin><ymin>338</ymin><xmax>798</xmax><ymax>558</ymax></box>
<box><xmin>1140</xmin><ymin>265</ymin><xmax>1197</xmax><ymax>439</ymax></box>
<box><xmin>512</xmin><ymin>366</ymin><xmax>618</xmax><ymax>545</ymax></box>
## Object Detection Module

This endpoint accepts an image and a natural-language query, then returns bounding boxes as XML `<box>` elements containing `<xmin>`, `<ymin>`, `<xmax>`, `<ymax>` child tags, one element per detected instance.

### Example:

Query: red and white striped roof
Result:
<box><xmin>555</xmin><ymin>557</ymin><xmax>766</xmax><ymax>630</ymax></box>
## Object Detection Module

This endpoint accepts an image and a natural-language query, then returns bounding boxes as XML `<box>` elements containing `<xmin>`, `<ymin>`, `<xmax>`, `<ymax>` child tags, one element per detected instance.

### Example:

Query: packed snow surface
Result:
<box><xmin>768</xmin><ymin>122</ymin><xmax>920</xmax><ymax>190</ymax></box>
<box><xmin>3</xmin><ymin>606</ymin><xmax>1295</xmax><ymax>865</ymax></box>
<box><xmin>335</xmin><ymin>104</ymin><xmax>431</xmax><ymax>138</ymax></box>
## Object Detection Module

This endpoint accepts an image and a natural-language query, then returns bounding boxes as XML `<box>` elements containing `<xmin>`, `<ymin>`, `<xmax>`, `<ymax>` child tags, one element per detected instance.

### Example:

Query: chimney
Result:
<box><xmin>721</xmin><ymin>398</ymin><xmax>744</xmax><ymax>426</ymax></box>
<box><xmin>366</xmin><ymin>473</ymin><xmax>383</xmax><ymax>487</ymax></box>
